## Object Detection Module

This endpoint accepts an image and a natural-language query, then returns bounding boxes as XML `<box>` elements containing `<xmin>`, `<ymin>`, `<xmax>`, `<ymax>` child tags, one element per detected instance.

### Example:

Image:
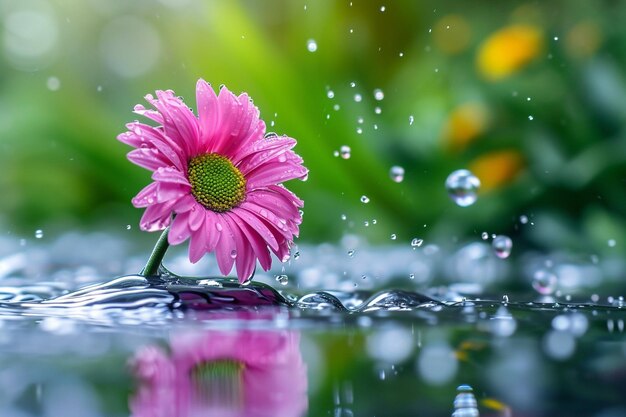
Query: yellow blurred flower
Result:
<box><xmin>442</xmin><ymin>103</ymin><xmax>490</xmax><ymax>151</ymax></box>
<box><xmin>469</xmin><ymin>150</ymin><xmax>525</xmax><ymax>191</ymax></box>
<box><xmin>476</xmin><ymin>25</ymin><xmax>543</xmax><ymax>80</ymax></box>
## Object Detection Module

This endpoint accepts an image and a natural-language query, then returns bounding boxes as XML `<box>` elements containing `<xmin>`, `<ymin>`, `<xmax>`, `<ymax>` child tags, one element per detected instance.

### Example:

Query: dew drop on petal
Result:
<box><xmin>306</xmin><ymin>39</ymin><xmax>317</xmax><ymax>52</ymax></box>
<box><xmin>360</xmin><ymin>195</ymin><xmax>370</xmax><ymax>203</ymax></box>
<box><xmin>492</xmin><ymin>235</ymin><xmax>513</xmax><ymax>259</ymax></box>
<box><xmin>445</xmin><ymin>169</ymin><xmax>480</xmax><ymax>207</ymax></box>
<box><xmin>230</xmin><ymin>250</ymin><xmax>237</xmax><ymax>259</ymax></box>
<box><xmin>532</xmin><ymin>269</ymin><xmax>558</xmax><ymax>295</ymax></box>
<box><xmin>389</xmin><ymin>165</ymin><xmax>405</xmax><ymax>183</ymax></box>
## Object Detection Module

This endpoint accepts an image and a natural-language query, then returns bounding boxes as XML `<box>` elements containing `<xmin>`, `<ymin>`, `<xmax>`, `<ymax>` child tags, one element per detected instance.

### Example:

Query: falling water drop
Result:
<box><xmin>445</xmin><ymin>169</ymin><xmax>480</xmax><ymax>207</ymax></box>
<box><xmin>409</xmin><ymin>115</ymin><xmax>414</xmax><ymax>125</ymax></box>
<box><xmin>306</xmin><ymin>39</ymin><xmax>318</xmax><ymax>52</ymax></box>
<box><xmin>126</xmin><ymin>224</ymin><xmax>132</xmax><ymax>230</ymax></box>
<box><xmin>481</xmin><ymin>232</ymin><xmax>489</xmax><ymax>240</ymax></box>
<box><xmin>520</xmin><ymin>215</ymin><xmax>529</xmax><ymax>224</ymax></box>
<box><xmin>492</xmin><ymin>235</ymin><xmax>513</xmax><ymax>259</ymax></box>
<box><xmin>360</xmin><ymin>195</ymin><xmax>370</xmax><ymax>203</ymax></box>
<box><xmin>389</xmin><ymin>166</ymin><xmax>405</xmax><ymax>183</ymax></box>
<box><xmin>275</xmin><ymin>274</ymin><xmax>289</xmax><ymax>285</ymax></box>
<box><xmin>354</xmin><ymin>93</ymin><xmax>362</xmax><ymax>102</ymax></box>
<box><xmin>35</xmin><ymin>230</ymin><xmax>44</xmax><ymax>239</ymax></box>
<box><xmin>327</xmin><ymin>90</ymin><xmax>335</xmax><ymax>99</ymax></box>
<box><xmin>340</xmin><ymin>145</ymin><xmax>351</xmax><ymax>159</ymax></box>
<box><xmin>532</xmin><ymin>269</ymin><xmax>558</xmax><ymax>295</ymax></box>
<box><xmin>411</xmin><ymin>238</ymin><xmax>423</xmax><ymax>248</ymax></box>
<box><xmin>390</xmin><ymin>234</ymin><xmax>397</xmax><ymax>240</ymax></box>
<box><xmin>347</xmin><ymin>250</ymin><xmax>355</xmax><ymax>258</ymax></box>
<box><xmin>373</xmin><ymin>88</ymin><xmax>384</xmax><ymax>101</ymax></box>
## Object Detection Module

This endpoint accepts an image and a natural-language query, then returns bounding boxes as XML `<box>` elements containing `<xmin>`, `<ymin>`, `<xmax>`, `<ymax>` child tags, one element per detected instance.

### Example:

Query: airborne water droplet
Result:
<box><xmin>390</xmin><ymin>234</ymin><xmax>397</xmax><ymax>240</ymax></box>
<box><xmin>411</xmin><ymin>238</ymin><xmax>423</xmax><ymax>248</ymax></box>
<box><xmin>445</xmin><ymin>169</ymin><xmax>480</xmax><ymax>207</ymax></box>
<box><xmin>327</xmin><ymin>90</ymin><xmax>335</xmax><ymax>99</ymax></box>
<box><xmin>389</xmin><ymin>165</ymin><xmax>405</xmax><ymax>183</ymax></box>
<box><xmin>532</xmin><ymin>269</ymin><xmax>558</xmax><ymax>295</ymax></box>
<box><xmin>35</xmin><ymin>229</ymin><xmax>44</xmax><ymax>239</ymax></box>
<box><xmin>481</xmin><ymin>232</ymin><xmax>489</xmax><ymax>240</ymax></box>
<box><xmin>275</xmin><ymin>274</ymin><xmax>289</xmax><ymax>285</ymax></box>
<box><xmin>492</xmin><ymin>235</ymin><xmax>513</xmax><ymax>259</ymax></box>
<box><xmin>347</xmin><ymin>250</ymin><xmax>355</xmax><ymax>258</ymax></box>
<box><xmin>354</xmin><ymin>93</ymin><xmax>362</xmax><ymax>102</ymax></box>
<box><xmin>409</xmin><ymin>115</ymin><xmax>414</xmax><ymax>125</ymax></box>
<box><xmin>373</xmin><ymin>88</ymin><xmax>384</xmax><ymax>101</ymax></box>
<box><xmin>340</xmin><ymin>145</ymin><xmax>351</xmax><ymax>159</ymax></box>
<box><xmin>306</xmin><ymin>39</ymin><xmax>317</xmax><ymax>52</ymax></box>
<box><xmin>360</xmin><ymin>195</ymin><xmax>370</xmax><ymax>203</ymax></box>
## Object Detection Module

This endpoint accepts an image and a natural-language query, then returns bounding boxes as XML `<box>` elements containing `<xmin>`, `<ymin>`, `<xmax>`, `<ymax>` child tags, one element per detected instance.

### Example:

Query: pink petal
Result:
<box><xmin>229</xmin><ymin>210</ymin><xmax>272</xmax><ymax>270</ymax></box>
<box><xmin>168</xmin><ymin>211</ymin><xmax>192</xmax><ymax>245</ymax></box>
<box><xmin>172</xmin><ymin>194</ymin><xmax>196</xmax><ymax>213</ymax></box>
<box><xmin>188</xmin><ymin>215</ymin><xmax>207</xmax><ymax>263</ymax></box>
<box><xmin>239</xmin><ymin>201</ymin><xmax>293</xmax><ymax>240</ymax></box>
<box><xmin>132</xmin><ymin>182</ymin><xmax>159</xmax><ymax>208</ymax></box>
<box><xmin>268</xmin><ymin>184</ymin><xmax>304</xmax><ymax>207</ymax></box>
<box><xmin>195</xmin><ymin>79</ymin><xmax>219</xmax><ymax>151</ymax></box>
<box><xmin>152</xmin><ymin>167</ymin><xmax>190</xmax><ymax>187</ymax></box>
<box><xmin>133</xmin><ymin>103</ymin><xmax>164</xmax><ymax>125</ymax></box>
<box><xmin>139</xmin><ymin>201</ymin><xmax>175</xmax><ymax>231</ymax></box>
<box><xmin>156</xmin><ymin>182</ymin><xmax>188</xmax><ymax>203</ymax></box>
<box><xmin>237</xmin><ymin>138</ymin><xmax>297</xmax><ymax>175</ymax></box>
<box><xmin>230</xmin><ymin>207</ymin><xmax>279</xmax><ymax>251</ymax></box>
<box><xmin>204</xmin><ymin>211</ymin><xmax>221</xmax><ymax>253</ymax></box>
<box><xmin>214</xmin><ymin>213</ymin><xmax>237</xmax><ymax>276</ymax></box>
<box><xmin>247</xmin><ymin>189</ymin><xmax>301</xmax><ymax>226</ymax></box>
<box><xmin>223</xmin><ymin>214</ymin><xmax>256</xmax><ymax>283</ymax></box>
<box><xmin>246</xmin><ymin>161</ymin><xmax>309</xmax><ymax>189</ymax></box>
<box><xmin>127</xmin><ymin>148</ymin><xmax>170</xmax><ymax>172</ymax></box>
<box><xmin>188</xmin><ymin>204</ymin><xmax>205</xmax><ymax>231</ymax></box>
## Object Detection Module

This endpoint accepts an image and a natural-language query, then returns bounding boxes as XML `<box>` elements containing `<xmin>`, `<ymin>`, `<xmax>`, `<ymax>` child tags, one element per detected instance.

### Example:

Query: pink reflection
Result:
<box><xmin>130</xmin><ymin>326</ymin><xmax>307</xmax><ymax>417</ymax></box>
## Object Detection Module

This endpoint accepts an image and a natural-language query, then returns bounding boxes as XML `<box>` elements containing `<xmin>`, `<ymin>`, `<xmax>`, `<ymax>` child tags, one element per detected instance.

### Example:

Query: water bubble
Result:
<box><xmin>275</xmin><ymin>274</ymin><xmax>289</xmax><ymax>285</ymax></box>
<box><xmin>481</xmin><ymin>232</ymin><xmax>489</xmax><ymax>240</ymax></box>
<box><xmin>327</xmin><ymin>90</ymin><xmax>335</xmax><ymax>99</ymax></box>
<box><xmin>46</xmin><ymin>76</ymin><xmax>60</xmax><ymax>91</ymax></box>
<box><xmin>390</xmin><ymin>234</ymin><xmax>397</xmax><ymax>240</ymax></box>
<box><xmin>360</xmin><ymin>195</ymin><xmax>370</xmax><ymax>203</ymax></box>
<box><xmin>411</xmin><ymin>238</ymin><xmax>423</xmax><ymax>248</ymax></box>
<box><xmin>445</xmin><ymin>170</ymin><xmax>480</xmax><ymax>207</ymax></box>
<box><xmin>354</xmin><ymin>94</ymin><xmax>362</xmax><ymax>102</ymax></box>
<box><xmin>389</xmin><ymin>166</ymin><xmax>405</xmax><ymax>183</ymax></box>
<box><xmin>492</xmin><ymin>235</ymin><xmax>513</xmax><ymax>259</ymax></box>
<box><xmin>373</xmin><ymin>89</ymin><xmax>384</xmax><ymax>101</ymax></box>
<box><xmin>532</xmin><ymin>269</ymin><xmax>558</xmax><ymax>295</ymax></box>
<box><xmin>35</xmin><ymin>229</ymin><xmax>44</xmax><ymax>239</ymax></box>
<box><xmin>340</xmin><ymin>145</ymin><xmax>351</xmax><ymax>159</ymax></box>
<box><xmin>306</xmin><ymin>39</ymin><xmax>317</xmax><ymax>52</ymax></box>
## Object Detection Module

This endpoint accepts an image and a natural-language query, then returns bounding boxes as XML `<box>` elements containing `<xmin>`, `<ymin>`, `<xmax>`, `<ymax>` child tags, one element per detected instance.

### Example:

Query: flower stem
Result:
<box><xmin>141</xmin><ymin>227</ymin><xmax>170</xmax><ymax>277</ymax></box>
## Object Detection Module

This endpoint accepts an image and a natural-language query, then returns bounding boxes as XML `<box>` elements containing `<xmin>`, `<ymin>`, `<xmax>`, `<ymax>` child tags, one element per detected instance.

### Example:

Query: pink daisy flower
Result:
<box><xmin>118</xmin><ymin>80</ymin><xmax>307</xmax><ymax>283</ymax></box>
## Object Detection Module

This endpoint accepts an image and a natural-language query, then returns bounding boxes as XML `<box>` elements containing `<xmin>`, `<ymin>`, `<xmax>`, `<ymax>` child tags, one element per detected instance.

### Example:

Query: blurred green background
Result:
<box><xmin>2</xmin><ymin>0</ymin><xmax>626</xmax><ymax>255</ymax></box>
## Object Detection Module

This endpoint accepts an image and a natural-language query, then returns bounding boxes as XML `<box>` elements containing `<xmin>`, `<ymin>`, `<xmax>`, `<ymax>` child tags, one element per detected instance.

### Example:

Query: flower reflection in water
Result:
<box><xmin>130</xmin><ymin>323</ymin><xmax>307</xmax><ymax>417</ymax></box>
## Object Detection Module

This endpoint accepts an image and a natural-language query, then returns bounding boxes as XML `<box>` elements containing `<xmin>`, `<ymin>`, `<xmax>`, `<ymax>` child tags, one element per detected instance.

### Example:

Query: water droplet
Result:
<box><xmin>372</xmin><ymin>219</ymin><xmax>377</xmax><ymax>225</ymax></box>
<box><xmin>350</xmin><ymin>81</ymin><xmax>356</xmax><ymax>88</ymax></box>
<box><xmin>411</xmin><ymin>238</ymin><xmax>423</xmax><ymax>248</ymax></box>
<box><xmin>126</xmin><ymin>224</ymin><xmax>132</xmax><ymax>230</ymax></box>
<box><xmin>409</xmin><ymin>273</ymin><xmax>415</xmax><ymax>280</ymax></box>
<box><xmin>373</xmin><ymin>88</ymin><xmax>384</xmax><ymax>101</ymax></box>
<box><xmin>608</xmin><ymin>239</ymin><xmax>617</xmax><ymax>247</ymax></box>
<box><xmin>360</xmin><ymin>195</ymin><xmax>370</xmax><ymax>203</ymax></box>
<box><xmin>275</xmin><ymin>274</ymin><xmax>289</xmax><ymax>285</ymax></box>
<box><xmin>492</xmin><ymin>235</ymin><xmax>513</xmax><ymax>259</ymax></box>
<box><xmin>333</xmin><ymin>104</ymin><xmax>340</xmax><ymax>111</ymax></box>
<box><xmin>380</xmin><ymin>6</ymin><xmax>386</xmax><ymax>11</ymax></box>
<box><xmin>35</xmin><ymin>230</ymin><xmax>43</xmax><ymax>239</ymax></box>
<box><xmin>452</xmin><ymin>384</ymin><xmax>478</xmax><ymax>417</ymax></box>
<box><xmin>528</xmin><ymin>115</ymin><xmax>534</xmax><ymax>121</ymax></box>
<box><xmin>347</xmin><ymin>250</ymin><xmax>355</xmax><ymax>258</ymax></box>
<box><xmin>445</xmin><ymin>169</ymin><xmax>480</xmax><ymax>207</ymax></box>
<box><xmin>390</xmin><ymin>233</ymin><xmax>397</xmax><ymax>240</ymax></box>
<box><xmin>389</xmin><ymin>165</ymin><xmax>405</xmax><ymax>183</ymax></box>
<box><xmin>306</xmin><ymin>39</ymin><xmax>317</xmax><ymax>52</ymax></box>
<box><xmin>356</xmin><ymin>127</ymin><xmax>363</xmax><ymax>134</ymax></box>
<box><xmin>327</xmin><ymin>90</ymin><xmax>335</xmax><ymax>99</ymax></box>
<box><xmin>97</xmin><ymin>85</ymin><xmax>103</xmax><ymax>92</ymax></box>
<box><xmin>363</xmin><ymin>221</ymin><xmax>369</xmax><ymax>227</ymax></box>
<box><xmin>293</xmin><ymin>251</ymin><xmax>300</xmax><ymax>260</ymax></box>
<box><xmin>339</xmin><ymin>145</ymin><xmax>351</xmax><ymax>159</ymax></box>
<box><xmin>341</xmin><ymin>214</ymin><xmax>347</xmax><ymax>220</ymax></box>
<box><xmin>333</xmin><ymin>150</ymin><xmax>340</xmax><ymax>157</ymax></box>
<box><xmin>532</xmin><ymin>269</ymin><xmax>558</xmax><ymax>295</ymax></box>
<box><xmin>354</xmin><ymin>93</ymin><xmax>362</xmax><ymax>102</ymax></box>
<box><xmin>481</xmin><ymin>232</ymin><xmax>489</xmax><ymax>240</ymax></box>
<box><xmin>374</xmin><ymin>106</ymin><xmax>382</xmax><ymax>114</ymax></box>
<box><xmin>46</xmin><ymin>76</ymin><xmax>60</xmax><ymax>91</ymax></box>
<box><xmin>408</xmin><ymin>115</ymin><xmax>414</xmax><ymax>125</ymax></box>
<box><xmin>230</xmin><ymin>249</ymin><xmax>237</xmax><ymax>259</ymax></box>
<box><xmin>520</xmin><ymin>215</ymin><xmax>529</xmax><ymax>224</ymax></box>
<box><xmin>502</xmin><ymin>294</ymin><xmax>509</xmax><ymax>303</ymax></box>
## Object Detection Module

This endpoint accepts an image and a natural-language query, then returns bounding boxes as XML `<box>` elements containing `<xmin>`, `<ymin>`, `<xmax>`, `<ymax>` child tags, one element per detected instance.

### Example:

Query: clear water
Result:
<box><xmin>0</xmin><ymin>233</ymin><xmax>625</xmax><ymax>417</ymax></box>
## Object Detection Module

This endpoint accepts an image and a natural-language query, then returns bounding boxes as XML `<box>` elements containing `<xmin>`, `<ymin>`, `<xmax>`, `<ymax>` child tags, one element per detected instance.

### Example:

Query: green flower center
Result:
<box><xmin>187</xmin><ymin>153</ymin><xmax>246</xmax><ymax>212</ymax></box>
<box><xmin>191</xmin><ymin>360</ymin><xmax>245</xmax><ymax>407</ymax></box>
